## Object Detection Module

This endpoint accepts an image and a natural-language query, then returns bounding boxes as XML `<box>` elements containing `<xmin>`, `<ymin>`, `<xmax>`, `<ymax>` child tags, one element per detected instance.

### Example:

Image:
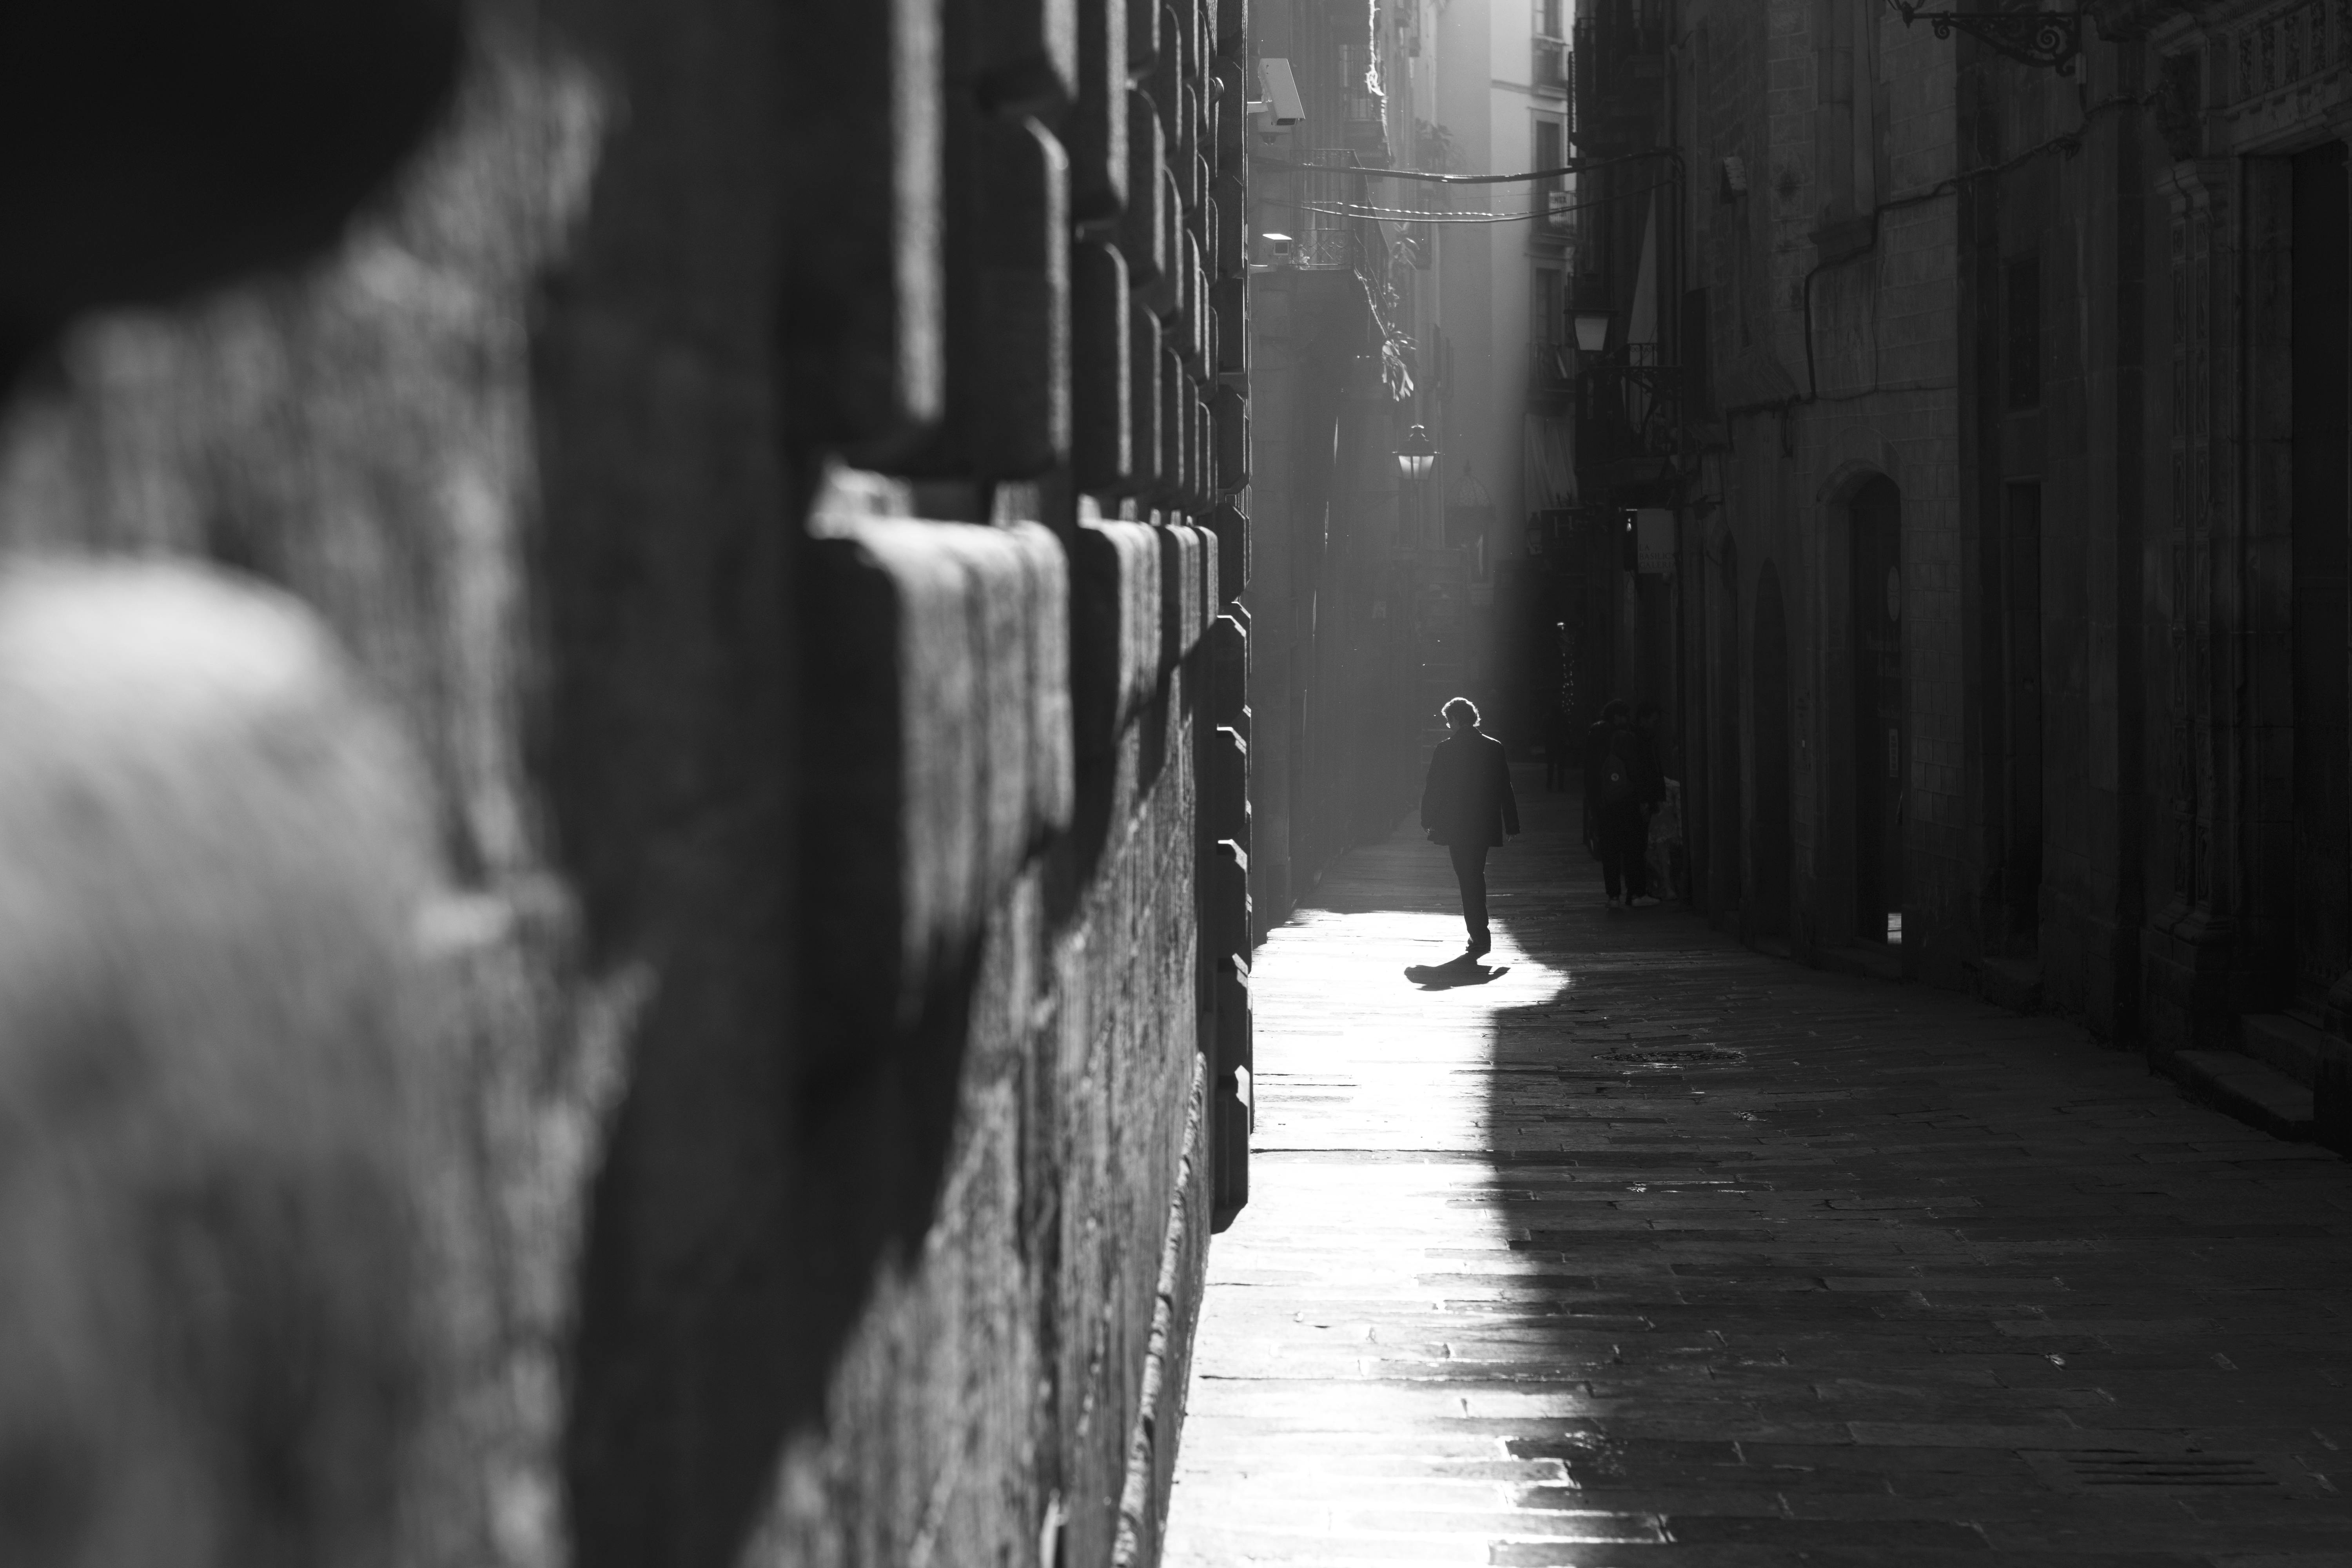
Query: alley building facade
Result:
<box><xmin>1565</xmin><ymin>0</ymin><xmax>2352</xmax><ymax>1141</ymax></box>
<box><xmin>0</xmin><ymin>1</ymin><xmax>1254</xmax><ymax>1565</ymax></box>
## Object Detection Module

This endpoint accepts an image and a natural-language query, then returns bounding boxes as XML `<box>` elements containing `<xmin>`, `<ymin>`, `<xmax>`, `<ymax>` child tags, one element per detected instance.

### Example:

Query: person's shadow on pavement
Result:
<box><xmin>1403</xmin><ymin>957</ymin><xmax>1511</xmax><ymax>990</ymax></box>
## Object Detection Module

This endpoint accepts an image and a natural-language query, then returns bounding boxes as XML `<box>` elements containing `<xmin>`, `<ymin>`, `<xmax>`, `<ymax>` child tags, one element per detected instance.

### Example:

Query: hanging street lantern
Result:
<box><xmin>1572</xmin><ymin>310</ymin><xmax>1613</xmax><ymax>355</ymax></box>
<box><xmin>1395</xmin><ymin>423</ymin><xmax>1438</xmax><ymax>481</ymax></box>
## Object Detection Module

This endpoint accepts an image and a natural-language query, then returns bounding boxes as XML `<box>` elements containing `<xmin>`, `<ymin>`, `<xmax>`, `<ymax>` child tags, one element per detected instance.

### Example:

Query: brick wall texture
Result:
<box><xmin>0</xmin><ymin>2</ymin><xmax>1250</xmax><ymax>1566</ymax></box>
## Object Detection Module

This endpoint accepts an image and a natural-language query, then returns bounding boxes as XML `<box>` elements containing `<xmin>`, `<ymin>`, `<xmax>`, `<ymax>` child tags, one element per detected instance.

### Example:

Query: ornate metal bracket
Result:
<box><xmin>1885</xmin><ymin>3</ymin><xmax>2085</xmax><ymax>76</ymax></box>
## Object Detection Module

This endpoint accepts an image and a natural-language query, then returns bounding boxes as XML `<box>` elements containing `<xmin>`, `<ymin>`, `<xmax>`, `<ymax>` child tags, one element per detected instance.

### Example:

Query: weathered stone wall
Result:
<box><xmin>1686</xmin><ymin>0</ymin><xmax>1962</xmax><ymax>968</ymax></box>
<box><xmin>0</xmin><ymin>0</ymin><xmax>1250</xmax><ymax>1565</ymax></box>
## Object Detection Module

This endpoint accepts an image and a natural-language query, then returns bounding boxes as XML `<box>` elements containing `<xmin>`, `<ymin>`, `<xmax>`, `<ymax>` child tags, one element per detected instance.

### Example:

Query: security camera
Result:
<box><xmin>1251</xmin><ymin>58</ymin><xmax>1306</xmax><ymax>127</ymax></box>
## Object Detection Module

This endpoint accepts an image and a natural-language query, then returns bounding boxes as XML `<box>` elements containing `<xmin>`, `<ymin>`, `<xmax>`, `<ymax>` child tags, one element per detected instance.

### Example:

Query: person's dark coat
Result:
<box><xmin>1420</xmin><ymin>730</ymin><xmax>1520</xmax><ymax>847</ymax></box>
<box><xmin>1584</xmin><ymin>720</ymin><xmax>1664</xmax><ymax>806</ymax></box>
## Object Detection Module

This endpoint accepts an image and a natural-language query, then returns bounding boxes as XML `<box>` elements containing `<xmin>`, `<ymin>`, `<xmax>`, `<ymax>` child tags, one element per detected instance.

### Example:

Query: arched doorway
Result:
<box><xmin>1713</xmin><ymin>537</ymin><xmax>1743</xmax><ymax>914</ymax></box>
<box><xmin>1751</xmin><ymin>563</ymin><xmax>1791</xmax><ymax>936</ymax></box>
<box><xmin>1851</xmin><ymin>477</ymin><xmax>1904</xmax><ymax>943</ymax></box>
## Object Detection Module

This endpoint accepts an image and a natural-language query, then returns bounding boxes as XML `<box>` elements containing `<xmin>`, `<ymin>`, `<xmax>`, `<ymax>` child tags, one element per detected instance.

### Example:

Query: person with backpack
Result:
<box><xmin>1419</xmin><ymin>697</ymin><xmax>1520</xmax><ymax>956</ymax></box>
<box><xmin>1583</xmin><ymin>699</ymin><xmax>1658</xmax><ymax>907</ymax></box>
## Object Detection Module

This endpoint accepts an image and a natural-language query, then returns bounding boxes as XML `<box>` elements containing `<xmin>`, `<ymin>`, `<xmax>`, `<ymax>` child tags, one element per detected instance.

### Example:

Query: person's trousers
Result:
<box><xmin>1447</xmin><ymin>840</ymin><xmax>1490</xmax><ymax>938</ymax></box>
<box><xmin>1598</xmin><ymin>801</ymin><xmax>1648</xmax><ymax>899</ymax></box>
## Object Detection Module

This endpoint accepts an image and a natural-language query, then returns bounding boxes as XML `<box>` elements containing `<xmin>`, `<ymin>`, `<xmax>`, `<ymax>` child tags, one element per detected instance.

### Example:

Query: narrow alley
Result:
<box><xmin>1167</xmin><ymin>771</ymin><xmax>2352</xmax><ymax>1566</ymax></box>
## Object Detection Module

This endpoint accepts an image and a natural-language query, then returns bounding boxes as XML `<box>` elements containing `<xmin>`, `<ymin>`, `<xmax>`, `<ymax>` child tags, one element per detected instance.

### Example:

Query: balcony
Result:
<box><xmin>1573</xmin><ymin>342</ymin><xmax>1683</xmax><ymax>496</ymax></box>
<box><xmin>1293</xmin><ymin>150</ymin><xmax>1374</xmax><ymax>271</ymax></box>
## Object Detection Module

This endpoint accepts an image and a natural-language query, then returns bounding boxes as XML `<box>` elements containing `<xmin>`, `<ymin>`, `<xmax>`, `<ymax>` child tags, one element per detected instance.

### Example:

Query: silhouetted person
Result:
<box><xmin>1584</xmin><ymin>699</ymin><xmax>1662</xmax><ymax>907</ymax></box>
<box><xmin>1420</xmin><ymin>697</ymin><xmax>1519</xmax><ymax>956</ymax></box>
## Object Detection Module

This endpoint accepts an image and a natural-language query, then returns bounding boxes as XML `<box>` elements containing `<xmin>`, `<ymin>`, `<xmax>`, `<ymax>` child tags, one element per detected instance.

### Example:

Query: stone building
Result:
<box><xmin>0</xmin><ymin>1</ymin><xmax>1252</xmax><ymax>1565</ymax></box>
<box><xmin>1242</xmin><ymin>0</ymin><xmax>1426</xmax><ymax>923</ymax></box>
<box><xmin>1578</xmin><ymin>0</ymin><xmax>2351</xmax><ymax>1143</ymax></box>
<box><xmin>1243</xmin><ymin>0</ymin><xmax>1593</xmax><ymax>924</ymax></box>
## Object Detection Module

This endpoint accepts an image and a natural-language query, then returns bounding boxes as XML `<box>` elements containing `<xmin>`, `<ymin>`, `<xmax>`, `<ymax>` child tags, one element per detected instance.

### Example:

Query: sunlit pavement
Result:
<box><xmin>1163</xmin><ymin>768</ymin><xmax>2352</xmax><ymax>1568</ymax></box>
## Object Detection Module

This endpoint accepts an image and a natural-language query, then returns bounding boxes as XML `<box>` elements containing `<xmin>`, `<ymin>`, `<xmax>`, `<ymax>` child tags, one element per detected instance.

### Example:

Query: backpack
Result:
<box><xmin>1596</xmin><ymin>730</ymin><xmax>1637</xmax><ymax>807</ymax></box>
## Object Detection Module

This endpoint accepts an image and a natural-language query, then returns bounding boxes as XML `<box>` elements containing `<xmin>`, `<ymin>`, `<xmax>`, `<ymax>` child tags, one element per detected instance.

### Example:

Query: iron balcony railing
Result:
<box><xmin>1294</xmin><ymin>149</ymin><xmax>1372</xmax><ymax>271</ymax></box>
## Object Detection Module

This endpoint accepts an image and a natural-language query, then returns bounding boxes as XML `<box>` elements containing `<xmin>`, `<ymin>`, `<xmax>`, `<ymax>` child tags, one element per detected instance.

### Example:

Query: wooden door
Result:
<box><xmin>1852</xmin><ymin>478</ymin><xmax>1904</xmax><ymax>942</ymax></box>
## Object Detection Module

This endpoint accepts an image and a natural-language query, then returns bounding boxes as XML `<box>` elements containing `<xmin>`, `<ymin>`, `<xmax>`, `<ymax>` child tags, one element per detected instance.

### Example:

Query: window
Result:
<box><xmin>1532</xmin><ymin>267</ymin><xmax>1563</xmax><ymax>344</ymax></box>
<box><xmin>2006</xmin><ymin>255</ymin><xmax>2041</xmax><ymax>411</ymax></box>
<box><xmin>1538</xmin><ymin>0</ymin><xmax>1564</xmax><ymax>37</ymax></box>
<box><xmin>1534</xmin><ymin>119</ymin><xmax>1568</xmax><ymax>227</ymax></box>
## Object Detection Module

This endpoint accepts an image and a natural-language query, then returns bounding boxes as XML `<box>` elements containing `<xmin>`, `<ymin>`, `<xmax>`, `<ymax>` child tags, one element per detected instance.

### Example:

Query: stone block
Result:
<box><xmin>893</xmin><ymin>113</ymin><xmax>1072</xmax><ymax>477</ymax></box>
<box><xmin>1072</xmin><ymin>519</ymin><xmax>1165</xmax><ymax>760</ymax></box>
<box><xmin>1126</xmin><ymin>298</ymin><xmax>1165</xmax><ymax>496</ymax></box>
<box><xmin>780</xmin><ymin>0</ymin><xmax>944</xmax><ymax>452</ymax></box>
<box><xmin>1211</xmin><ymin>172</ymin><xmax>1245</xmax><ymax>279</ymax></box>
<box><xmin>1161</xmin><ymin>346</ymin><xmax>1189</xmax><ymax>507</ymax></box>
<box><xmin>1207</xmin><ymin>723</ymin><xmax>1250</xmax><ymax>849</ymax></box>
<box><xmin>1213</xmin><ymin>383</ymin><xmax>1249</xmax><ymax>495</ymax></box>
<box><xmin>1177</xmin><ymin>83</ymin><xmax>1201</xmax><ymax>214</ymax></box>
<box><xmin>803</xmin><ymin>517</ymin><xmax>1071</xmax><ymax>1027</ymax></box>
<box><xmin>1206</xmin><ymin>500</ymin><xmax>1250</xmax><ymax>602</ymax></box>
<box><xmin>1192</xmin><ymin>394</ymin><xmax>1214</xmax><ymax>511</ymax></box>
<box><xmin>1118</xmin><ymin>89</ymin><xmax>1167</xmax><ymax>289</ymax></box>
<box><xmin>1158</xmin><ymin>523</ymin><xmax>1206</xmax><ymax>676</ymax></box>
<box><xmin>1069</xmin><ymin>0</ymin><xmax>1129</xmax><ymax>221</ymax></box>
<box><xmin>1145</xmin><ymin>5</ymin><xmax>1181</xmax><ymax>140</ymax></box>
<box><xmin>1213</xmin><ymin>273</ymin><xmax>1249</xmax><ymax>374</ymax></box>
<box><xmin>976</xmin><ymin>0</ymin><xmax>1078</xmax><ymax>113</ymax></box>
<box><xmin>1071</xmin><ymin>248</ymin><xmax>1134</xmax><ymax>499</ymax></box>
<box><xmin>1207</xmin><ymin>612</ymin><xmax>1247</xmax><ymax>722</ymax></box>
<box><xmin>1177</xmin><ymin>230</ymin><xmax>1206</xmax><ymax>370</ymax></box>
<box><xmin>1209</xmin><ymin>932</ymin><xmax>1251</xmax><ymax>1230</ymax></box>
<box><xmin>1211</xmin><ymin>60</ymin><xmax>1245</xmax><ymax>173</ymax></box>
<box><xmin>1215</xmin><ymin>0</ymin><xmax>1245</xmax><ymax>54</ymax></box>
<box><xmin>1126</xmin><ymin>0</ymin><xmax>1159</xmax><ymax>67</ymax></box>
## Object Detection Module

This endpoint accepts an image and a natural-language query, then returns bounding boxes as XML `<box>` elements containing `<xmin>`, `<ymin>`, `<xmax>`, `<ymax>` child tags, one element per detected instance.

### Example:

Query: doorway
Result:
<box><xmin>2290</xmin><ymin>142</ymin><xmax>2351</xmax><ymax>1003</ymax></box>
<box><xmin>1851</xmin><ymin>476</ymin><xmax>1904</xmax><ymax>943</ymax></box>
<box><xmin>1714</xmin><ymin>539</ymin><xmax>1743</xmax><ymax>913</ymax></box>
<box><xmin>1751</xmin><ymin>563</ymin><xmax>1792</xmax><ymax>935</ymax></box>
<box><xmin>2001</xmin><ymin>481</ymin><xmax>2043</xmax><ymax>946</ymax></box>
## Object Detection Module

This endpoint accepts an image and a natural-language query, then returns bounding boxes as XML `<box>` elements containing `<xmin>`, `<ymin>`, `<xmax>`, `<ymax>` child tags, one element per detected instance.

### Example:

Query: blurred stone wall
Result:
<box><xmin>0</xmin><ymin>0</ymin><xmax>1251</xmax><ymax>1564</ymax></box>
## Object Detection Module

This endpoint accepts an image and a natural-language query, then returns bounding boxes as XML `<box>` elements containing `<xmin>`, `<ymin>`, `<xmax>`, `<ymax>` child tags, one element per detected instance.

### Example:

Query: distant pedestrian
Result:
<box><xmin>1584</xmin><ymin>699</ymin><xmax>1662</xmax><ymax>907</ymax></box>
<box><xmin>1419</xmin><ymin>697</ymin><xmax>1519</xmax><ymax>956</ymax></box>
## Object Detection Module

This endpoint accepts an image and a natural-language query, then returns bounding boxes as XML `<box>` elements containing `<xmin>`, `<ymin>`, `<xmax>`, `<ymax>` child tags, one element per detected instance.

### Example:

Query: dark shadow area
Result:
<box><xmin>1404</xmin><ymin>960</ymin><xmax>1511</xmax><ymax>989</ymax></box>
<box><xmin>0</xmin><ymin>2</ymin><xmax>461</xmax><ymax>377</ymax></box>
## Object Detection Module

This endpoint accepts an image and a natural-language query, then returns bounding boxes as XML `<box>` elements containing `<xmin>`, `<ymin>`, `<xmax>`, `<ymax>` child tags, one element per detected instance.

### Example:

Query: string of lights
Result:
<box><xmin>1248</xmin><ymin>146</ymin><xmax>1677</xmax><ymax>184</ymax></box>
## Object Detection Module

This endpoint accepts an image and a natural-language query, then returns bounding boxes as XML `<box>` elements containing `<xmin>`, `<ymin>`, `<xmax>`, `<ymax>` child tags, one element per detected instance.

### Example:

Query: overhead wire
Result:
<box><xmin>1266</xmin><ymin>178</ymin><xmax>1677</xmax><ymax>225</ymax></box>
<box><xmin>1248</xmin><ymin>145</ymin><xmax>1680</xmax><ymax>184</ymax></box>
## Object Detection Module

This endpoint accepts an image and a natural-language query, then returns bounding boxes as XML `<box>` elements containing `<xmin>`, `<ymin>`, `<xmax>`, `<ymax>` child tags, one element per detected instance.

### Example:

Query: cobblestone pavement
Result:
<box><xmin>1163</xmin><ymin>769</ymin><xmax>2352</xmax><ymax>1567</ymax></box>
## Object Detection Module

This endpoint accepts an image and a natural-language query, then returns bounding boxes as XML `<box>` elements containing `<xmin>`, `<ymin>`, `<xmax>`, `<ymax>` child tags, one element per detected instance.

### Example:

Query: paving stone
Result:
<box><xmin>1163</xmin><ymin>771</ymin><xmax>2352</xmax><ymax>1566</ymax></box>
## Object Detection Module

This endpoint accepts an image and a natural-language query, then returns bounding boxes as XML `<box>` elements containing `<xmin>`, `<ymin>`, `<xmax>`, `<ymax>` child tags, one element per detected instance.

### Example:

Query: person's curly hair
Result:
<box><xmin>1442</xmin><ymin>697</ymin><xmax>1479</xmax><ymax>728</ymax></box>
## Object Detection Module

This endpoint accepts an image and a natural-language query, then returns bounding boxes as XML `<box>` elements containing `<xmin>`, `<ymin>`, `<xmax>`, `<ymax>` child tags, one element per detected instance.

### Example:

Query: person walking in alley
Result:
<box><xmin>1420</xmin><ymin>697</ymin><xmax>1519</xmax><ymax>956</ymax></box>
<box><xmin>1585</xmin><ymin>699</ymin><xmax>1661</xmax><ymax>907</ymax></box>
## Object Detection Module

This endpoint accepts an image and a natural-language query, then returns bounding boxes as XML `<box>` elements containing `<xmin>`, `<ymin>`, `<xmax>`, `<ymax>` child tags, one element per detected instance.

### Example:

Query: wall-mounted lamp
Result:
<box><xmin>1396</xmin><ymin>423</ymin><xmax>1438</xmax><ymax>481</ymax></box>
<box><xmin>1572</xmin><ymin>311</ymin><xmax>1612</xmax><ymax>355</ymax></box>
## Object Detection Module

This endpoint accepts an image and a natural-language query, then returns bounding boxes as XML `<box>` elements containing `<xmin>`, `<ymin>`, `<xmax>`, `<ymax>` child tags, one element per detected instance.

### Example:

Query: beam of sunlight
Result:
<box><xmin>1172</xmin><ymin>907</ymin><xmax>1671</xmax><ymax>1566</ymax></box>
